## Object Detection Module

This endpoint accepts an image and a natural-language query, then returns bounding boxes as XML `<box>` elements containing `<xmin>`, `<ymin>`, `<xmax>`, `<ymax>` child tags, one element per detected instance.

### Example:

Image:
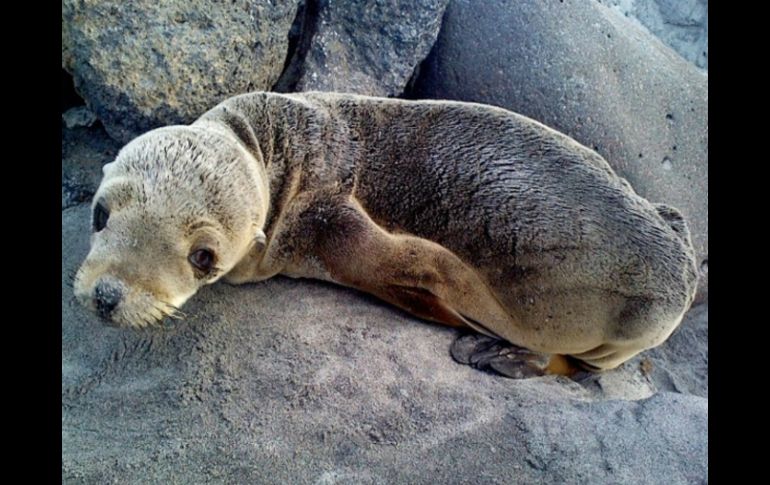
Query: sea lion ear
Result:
<box><xmin>254</xmin><ymin>230</ymin><xmax>267</xmax><ymax>252</ymax></box>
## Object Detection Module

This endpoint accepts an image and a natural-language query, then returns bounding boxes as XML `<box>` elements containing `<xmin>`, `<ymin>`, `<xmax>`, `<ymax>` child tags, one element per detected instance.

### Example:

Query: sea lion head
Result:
<box><xmin>74</xmin><ymin>124</ymin><xmax>269</xmax><ymax>327</ymax></box>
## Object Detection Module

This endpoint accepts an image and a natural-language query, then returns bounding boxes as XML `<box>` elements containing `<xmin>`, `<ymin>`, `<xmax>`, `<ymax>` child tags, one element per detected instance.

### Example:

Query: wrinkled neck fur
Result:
<box><xmin>190</xmin><ymin>118</ymin><xmax>271</xmax><ymax>232</ymax></box>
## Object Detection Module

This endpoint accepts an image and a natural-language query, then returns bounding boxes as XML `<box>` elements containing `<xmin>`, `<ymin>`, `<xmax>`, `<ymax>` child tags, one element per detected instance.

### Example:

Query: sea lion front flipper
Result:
<box><xmin>451</xmin><ymin>334</ymin><xmax>580</xmax><ymax>379</ymax></box>
<box><xmin>297</xmin><ymin>195</ymin><xmax>519</xmax><ymax>339</ymax></box>
<box><xmin>379</xmin><ymin>284</ymin><xmax>501</xmax><ymax>338</ymax></box>
<box><xmin>380</xmin><ymin>284</ymin><xmax>470</xmax><ymax>329</ymax></box>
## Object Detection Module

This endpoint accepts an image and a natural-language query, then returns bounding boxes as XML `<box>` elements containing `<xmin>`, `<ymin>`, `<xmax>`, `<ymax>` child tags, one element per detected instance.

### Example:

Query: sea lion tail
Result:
<box><xmin>654</xmin><ymin>203</ymin><xmax>699</xmax><ymax>304</ymax></box>
<box><xmin>654</xmin><ymin>203</ymin><xmax>692</xmax><ymax>246</ymax></box>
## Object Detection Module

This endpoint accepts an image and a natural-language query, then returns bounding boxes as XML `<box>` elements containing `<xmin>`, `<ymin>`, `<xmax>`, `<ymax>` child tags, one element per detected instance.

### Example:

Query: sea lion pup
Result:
<box><xmin>74</xmin><ymin>91</ymin><xmax>698</xmax><ymax>378</ymax></box>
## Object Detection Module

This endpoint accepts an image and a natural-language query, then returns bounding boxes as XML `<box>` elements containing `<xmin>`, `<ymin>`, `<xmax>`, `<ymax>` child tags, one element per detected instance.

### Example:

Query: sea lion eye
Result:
<box><xmin>93</xmin><ymin>201</ymin><xmax>109</xmax><ymax>232</ymax></box>
<box><xmin>189</xmin><ymin>249</ymin><xmax>215</xmax><ymax>274</ymax></box>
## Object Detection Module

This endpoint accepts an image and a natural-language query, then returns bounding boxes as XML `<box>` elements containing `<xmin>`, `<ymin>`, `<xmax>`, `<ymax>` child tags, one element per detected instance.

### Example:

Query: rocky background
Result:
<box><xmin>62</xmin><ymin>0</ymin><xmax>708</xmax><ymax>483</ymax></box>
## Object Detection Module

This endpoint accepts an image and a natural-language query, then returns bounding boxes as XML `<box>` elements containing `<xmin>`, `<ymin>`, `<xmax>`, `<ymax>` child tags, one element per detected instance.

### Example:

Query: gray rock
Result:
<box><xmin>62</xmin><ymin>0</ymin><xmax>300</xmax><ymax>143</ymax></box>
<box><xmin>500</xmin><ymin>392</ymin><xmax>707</xmax><ymax>484</ymax></box>
<box><xmin>63</xmin><ymin>202</ymin><xmax>707</xmax><ymax>483</ymax></box>
<box><xmin>411</xmin><ymin>0</ymin><xmax>708</xmax><ymax>302</ymax></box>
<box><xmin>276</xmin><ymin>0</ymin><xmax>449</xmax><ymax>96</ymax></box>
<box><xmin>599</xmin><ymin>0</ymin><xmax>708</xmax><ymax>70</ymax></box>
<box><xmin>62</xmin><ymin>106</ymin><xmax>97</xmax><ymax>129</ymax></box>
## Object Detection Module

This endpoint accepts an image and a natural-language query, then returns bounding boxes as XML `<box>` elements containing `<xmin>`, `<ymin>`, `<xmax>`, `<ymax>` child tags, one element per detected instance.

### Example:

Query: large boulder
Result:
<box><xmin>62</xmin><ymin>0</ymin><xmax>301</xmax><ymax>143</ymax></box>
<box><xmin>411</xmin><ymin>0</ymin><xmax>708</xmax><ymax>302</ymax></box>
<box><xmin>63</xmin><ymin>202</ymin><xmax>707</xmax><ymax>483</ymax></box>
<box><xmin>275</xmin><ymin>0</ymin><xmax>449</xmax><ymax>96</ymax></box>
<box><xmin>599</xmin><ymin>0</ymin><xmax>708</xmax><ymax>70</ymax></box>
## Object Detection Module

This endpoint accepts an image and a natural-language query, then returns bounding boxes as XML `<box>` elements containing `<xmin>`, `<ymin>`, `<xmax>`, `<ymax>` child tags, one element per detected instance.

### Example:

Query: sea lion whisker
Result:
<box><xmin>149</xmin><ymin>301</ymin><xmax>185</xmax><ymax>322</ymax></box>
<box><xmin>162</xmin><ymin>302</ymin><xmax>188</xmax><ymax>319</ymax></box>
<box><xmin>65</xmin><ymin>270</ymin><xmax>79</xmax><ymax>286</ymax></box>
<box><xmin>140</xmin><ymin>314</ymin><xmax>155</xmax><ymax>328</ymax></box>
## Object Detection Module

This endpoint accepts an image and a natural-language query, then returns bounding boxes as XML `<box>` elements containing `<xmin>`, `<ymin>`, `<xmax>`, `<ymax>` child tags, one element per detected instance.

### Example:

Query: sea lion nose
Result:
<box><xmin>93</xmin><ymin>279</ymin><xmax>124</xmax><ymax>319</ymax></box>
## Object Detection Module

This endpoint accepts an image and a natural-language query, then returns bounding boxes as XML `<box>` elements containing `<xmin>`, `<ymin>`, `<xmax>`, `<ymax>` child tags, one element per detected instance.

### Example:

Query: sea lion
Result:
<box><xmin>73</xmin><ymin>91</ymin><xmax>698</xmax><ymax>377</ymax></box>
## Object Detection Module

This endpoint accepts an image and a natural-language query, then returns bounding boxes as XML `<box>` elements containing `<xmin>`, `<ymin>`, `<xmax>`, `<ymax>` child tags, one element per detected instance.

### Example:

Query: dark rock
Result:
<box><xmin>61</xmin><ymin>69</ymin><xmax>84</xmax><ymax>112</ymax></box>
<box><xmin>276</xmin><ymin>0</ymin><xmax>449</xmax><ymax>96</ymax></box>
<box><xmin>61</xmin><ymin>125</ymin><xmax>121</xmax><ymax>209</ymax></box>
<box><xmin>62</xmin><ymin>106</ymin><xmax>97</xmax><ymax>129</ymax></box>
<box><xmin>62</xmin><ymin>0</ymin><xmax>301</xmax><ymax>143</ymax></box>
<box><xmin>411</xmin><ymin>0</ymin><xmax>708</xmax><ymax>301</ymax></box>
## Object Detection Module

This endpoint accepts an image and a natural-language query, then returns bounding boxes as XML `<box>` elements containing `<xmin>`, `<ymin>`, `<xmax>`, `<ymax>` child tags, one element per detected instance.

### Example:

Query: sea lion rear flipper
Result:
<box><xmin>450</xmin><ymin>334</ymin><xmax>580</xmax><ymax>379</ymax></box>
